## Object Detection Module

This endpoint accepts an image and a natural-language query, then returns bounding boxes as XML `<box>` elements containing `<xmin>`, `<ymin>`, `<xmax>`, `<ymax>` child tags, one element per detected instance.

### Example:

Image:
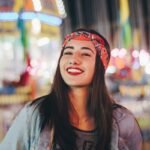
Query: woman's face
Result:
<box><xmin>60</xmin><ymin>39</ymin><xmax>96</xmax><ymax>88</ymax></box>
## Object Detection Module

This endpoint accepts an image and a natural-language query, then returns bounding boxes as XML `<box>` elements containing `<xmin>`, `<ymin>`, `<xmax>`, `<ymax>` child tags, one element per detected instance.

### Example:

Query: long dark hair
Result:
<box><xmin>31</xmin><ymin>29</ymin><xmax>113</xmax><ymax>150</ymax></box>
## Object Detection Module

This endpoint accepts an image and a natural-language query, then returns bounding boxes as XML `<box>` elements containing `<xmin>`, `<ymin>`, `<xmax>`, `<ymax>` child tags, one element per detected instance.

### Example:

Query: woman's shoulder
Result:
<box><xmin>23</xmin><ymin>95</ymin><xmax>48</xmax><ymax>118</ymax></box>
<box><xmin>112</xmin><ymin>103</ymin><xmax>141</xmax><ymax>138</ymax></box>
<box><xmin>112</xmin><ymin>104</ymin><xmax>135</xmax><ymax>122</ymax></box>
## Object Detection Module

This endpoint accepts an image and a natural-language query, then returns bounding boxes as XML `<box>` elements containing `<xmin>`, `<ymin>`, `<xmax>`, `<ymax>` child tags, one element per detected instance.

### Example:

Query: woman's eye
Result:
<box><xmin>82</xmin><ymin>53</ymin><xmax>91</xmax><ymax>57</ymax></box>
<box><xmin>63</xmin><ymin>51</ymin><xmax>72</xmax><ymax>55</ymax></box>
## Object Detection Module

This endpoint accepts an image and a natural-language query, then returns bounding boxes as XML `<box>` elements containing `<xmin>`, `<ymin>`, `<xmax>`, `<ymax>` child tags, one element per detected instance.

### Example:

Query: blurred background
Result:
<box><xmin>0</xmin><ymin>0</ymin><xmax>149</xmax><ymax>149</ymax></box>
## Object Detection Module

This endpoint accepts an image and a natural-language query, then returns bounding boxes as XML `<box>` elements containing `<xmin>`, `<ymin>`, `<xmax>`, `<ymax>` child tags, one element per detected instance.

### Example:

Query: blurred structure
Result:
<box><xmin>0</xmin><ymin>0</ymin><xmax>66</xmax><ymax>141</ymax></box>
<box><xmin>62</xmin><ymin>0</ymin><xmax>150</xmax><ymax>51</ymax></box>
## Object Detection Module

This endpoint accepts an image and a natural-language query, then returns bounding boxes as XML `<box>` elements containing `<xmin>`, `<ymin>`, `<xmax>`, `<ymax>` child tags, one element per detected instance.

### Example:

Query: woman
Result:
<box><xmin>0</xmin><ymin>29</ymin><xmax>142</xmax><ymax>150</ymax></box>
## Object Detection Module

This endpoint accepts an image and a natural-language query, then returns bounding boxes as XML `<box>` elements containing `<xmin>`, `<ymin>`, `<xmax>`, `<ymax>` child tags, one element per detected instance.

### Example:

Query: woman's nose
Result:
<box><xmin>69</xmin><ymin>53</ymin><xmax>81</xmax><ymax>65</ymax></box>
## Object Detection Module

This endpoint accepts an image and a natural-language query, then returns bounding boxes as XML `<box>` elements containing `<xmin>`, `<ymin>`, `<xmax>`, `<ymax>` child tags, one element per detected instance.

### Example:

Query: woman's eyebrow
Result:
<box><xmin>81</xmin><ymin>47</ymin><xmax>95</xmax><ymax>54</ymax></box>
<box><xmin>64</xmin><ymin>46</ymin><xmax>74</xmax><ymax>50</ymax></box>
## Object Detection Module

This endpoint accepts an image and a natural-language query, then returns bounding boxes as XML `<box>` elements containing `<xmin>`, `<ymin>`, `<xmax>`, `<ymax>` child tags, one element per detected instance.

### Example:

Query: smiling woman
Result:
<box><xmin>60</xmin><ymin>39</ymin><xmax>96</xmax><ymax>87</ymax></box>
<box><xmin>0</xmin><ymin>28</ymin><xmax>142</xmax><ymax>150</ymax></box>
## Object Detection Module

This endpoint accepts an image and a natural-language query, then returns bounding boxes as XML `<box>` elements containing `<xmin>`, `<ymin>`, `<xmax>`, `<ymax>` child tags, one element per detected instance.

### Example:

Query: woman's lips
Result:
<box><xmin>66</xmin><ymin>67</ymin><xmax>83</xmax><ymax>75</ymax></box>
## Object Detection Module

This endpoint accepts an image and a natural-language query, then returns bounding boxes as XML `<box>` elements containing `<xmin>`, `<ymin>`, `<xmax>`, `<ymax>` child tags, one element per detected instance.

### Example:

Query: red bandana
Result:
<box><xmin>62</xmin><ymin>31</ymin><xmax>110</xmax><ymax>69</ymax></box>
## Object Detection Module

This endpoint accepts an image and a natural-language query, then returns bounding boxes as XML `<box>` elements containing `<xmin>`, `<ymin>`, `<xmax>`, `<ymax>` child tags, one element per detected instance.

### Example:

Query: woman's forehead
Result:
<box><xmin>65</xmin><ymin>39</ymin><xmax>96</xmax><ymax>49</ymax></box>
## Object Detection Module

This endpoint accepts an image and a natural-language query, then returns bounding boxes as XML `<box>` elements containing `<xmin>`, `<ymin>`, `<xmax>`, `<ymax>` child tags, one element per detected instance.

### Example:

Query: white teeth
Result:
<box><xmin>67</xmin><ymin>68</ymin><xmax>82</xmax><ymax>73</ymax></box>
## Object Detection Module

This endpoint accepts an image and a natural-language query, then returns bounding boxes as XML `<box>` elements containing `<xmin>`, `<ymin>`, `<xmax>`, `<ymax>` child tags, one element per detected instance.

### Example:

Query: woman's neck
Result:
<box><xmin>68</xmin><ymin>87</ymin><xmax>95</xmax><ymax>130</ymax></box>
<box><xmin>69</xmin><ymin>87</ymin><xmax>88</xmax><ymax>115</ymax></box>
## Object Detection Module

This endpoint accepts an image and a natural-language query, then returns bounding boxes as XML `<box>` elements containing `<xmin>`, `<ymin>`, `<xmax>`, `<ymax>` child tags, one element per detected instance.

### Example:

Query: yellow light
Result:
<box><xmin>31</xmin><ymin>18</ymin><xmax>41</xmax><ymax>34</ymax></box>
<box><xmin>32</xmin><ymin>0</ymin><xmax>42</xmax><ymax>11</ymax></box>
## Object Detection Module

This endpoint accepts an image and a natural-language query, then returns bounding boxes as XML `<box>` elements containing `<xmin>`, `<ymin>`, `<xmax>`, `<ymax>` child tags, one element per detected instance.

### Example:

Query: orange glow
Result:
<box><xmin>24</xmin><ymin>0</ymin><xmax>34</xmax><ymax>11</ymax></box>
<box><xmin>115</xmin><ymin>57</ymin><xmax>125</xmax><ymax>69</ymax></box>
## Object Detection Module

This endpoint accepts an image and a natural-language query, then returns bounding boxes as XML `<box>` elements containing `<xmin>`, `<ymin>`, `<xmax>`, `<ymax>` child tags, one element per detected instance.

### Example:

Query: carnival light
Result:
<box><xmin>132</xmin><ymin>61</ymin><xmax>140</xmax><ymax>69</ymax></box>
<box><xmin>111</xmin><ymin>48</ymin><xmax>119</xmax><ymax>57</ymax></box>
<box><xmin>0</xmin><ymin>12</ymin><xmax>18</xmax><ymax>21</ymax></box>
<box><xmin>145</xmin><ymin>63</ymin><xmax>150</xmax><ymax>74</ymax></box>
<box><xmin>56</xmin><ymin>0</ymin><xmax>67</xmax><ymax>17</ymax></box>
<box><xmin>118</xmin><ymin>48</ymin><xmax>127</xmax><ymax>58</ymax></box>
<box><xmin>37</xmin><ymin>37</ymin><xmax>50</xmax><ymax>47</ymax></box>
<box><xmin>3</xmin><ymin>42</ymin><xmax>13</xmax><ymax>60</ymax></box>
<box><xmin>3</xmin><ymin>42</ymin><xmax>12</xmax><ymax>50</ymax></box>
<box><xmin>106</xmin><ymin>66</ymin><xmax>117</xmax><ymax>74</ymax></box>
<box><xmin>132</xmin><ymin>50</ymin><xmax>139</xmax><ymax>58</ymax></box>
<box><xmin>32</xmin><ymin>0</ymin><xmax>42</xmax><ymax>11</ymax></box>
<box><xmin>31</xmin><ymin>18</ymin><xmax>41</xmax><ymax>34</ymax></box>
<box><xmin>20</xmin><ymin>12</ymin><xmax>36</xmax><ymax>20</ymax></box>
<box><xmin>0</xmin><ymin>12</ymin><xmax>62</xmax><ymax>26</ymax></box>
<box><xmin>30</xmin><ymin>59</ymin><xmax>38</xmax><ymax>68</ymax></box>
<box><xmin>139</xmin><ymin>50</ymin><xmax>150</xmax><ymax>66</ymax></box>
<box><xmin>37</xmin><ymin>13</ymin><xmax>62</xmax><ymax>26</ymax></box>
